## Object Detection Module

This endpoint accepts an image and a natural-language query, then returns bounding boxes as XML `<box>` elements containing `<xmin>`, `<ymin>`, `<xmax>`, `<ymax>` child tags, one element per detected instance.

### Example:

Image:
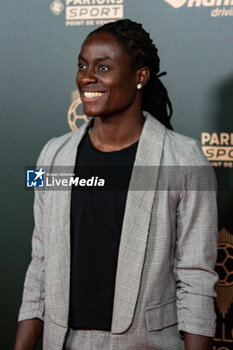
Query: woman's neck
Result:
<box><xmin>88</xmin><ymin>112</ymin><xmax>145</xmax><ymax>152</ymax></box>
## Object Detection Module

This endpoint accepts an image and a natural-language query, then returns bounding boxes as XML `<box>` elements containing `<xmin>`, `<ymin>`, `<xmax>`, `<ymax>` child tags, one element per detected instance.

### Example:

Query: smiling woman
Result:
<box><xmin>75</xmin><ymin>21</ymin><xmax>172</xmax><ymax>152</ymax></box>
<box><xmin>15</xmin><ymin>19</ymin><xmax>218</xmax><ymax>350</ymax></box>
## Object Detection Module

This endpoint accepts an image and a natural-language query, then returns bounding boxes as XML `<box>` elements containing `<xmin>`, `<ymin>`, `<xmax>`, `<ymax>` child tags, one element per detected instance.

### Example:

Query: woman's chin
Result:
<box><xmin>83</xmin><ymin>107</ymin><xmax>102</xmax><ymax>117</ymax></box>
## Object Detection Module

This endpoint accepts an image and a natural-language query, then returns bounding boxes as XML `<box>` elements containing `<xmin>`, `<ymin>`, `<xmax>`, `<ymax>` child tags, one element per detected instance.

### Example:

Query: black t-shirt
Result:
<box><xmin>69</xmin><ymin>128</ymin><xmax>138</xmax><ymax>330</ymax></box>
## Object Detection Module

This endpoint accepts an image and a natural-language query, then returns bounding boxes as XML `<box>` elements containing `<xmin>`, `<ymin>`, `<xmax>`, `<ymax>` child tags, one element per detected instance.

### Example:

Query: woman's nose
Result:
<box><xmin>80</xmin><ymin>68</ymin><xmax>97</xmax><ymax>84</ymax></box>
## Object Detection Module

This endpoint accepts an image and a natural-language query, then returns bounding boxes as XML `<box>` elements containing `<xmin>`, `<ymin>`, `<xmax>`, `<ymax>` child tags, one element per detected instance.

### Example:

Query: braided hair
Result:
<box><xmin>88</xmin><ymin>19</ymin><xmax>173</xmax><ymax>130</ymax></box>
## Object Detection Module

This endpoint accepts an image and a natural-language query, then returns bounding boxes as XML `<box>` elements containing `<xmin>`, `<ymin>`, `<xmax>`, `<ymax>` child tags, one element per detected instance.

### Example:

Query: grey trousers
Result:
<box><xmin>64</xmin><ymin>329</ymin><xmax>112</xmax><ymax>350</ymax></box>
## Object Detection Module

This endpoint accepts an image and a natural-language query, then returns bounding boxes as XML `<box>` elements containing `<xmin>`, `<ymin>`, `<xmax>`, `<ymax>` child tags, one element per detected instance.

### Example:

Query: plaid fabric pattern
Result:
<box><xmin>18</xmin><ymin>112</ymin><xmax>218</xmax><ymax>349</ymax></box>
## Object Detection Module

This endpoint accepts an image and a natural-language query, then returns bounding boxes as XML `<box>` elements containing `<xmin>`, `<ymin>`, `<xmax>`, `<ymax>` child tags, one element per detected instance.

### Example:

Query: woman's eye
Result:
<box><xmin>99</xmin><ymin>65</ymin><xmax>109</xmax><ymax>71</ymax></box>
<box><xmin>78</xmin><ymin>63</ymin><xmax>86</xmax><ymax>70</ymax></box>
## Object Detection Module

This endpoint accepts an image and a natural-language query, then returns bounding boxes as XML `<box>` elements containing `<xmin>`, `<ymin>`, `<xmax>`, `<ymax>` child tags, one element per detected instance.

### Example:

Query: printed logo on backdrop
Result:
<box><xmin>164</xmin><ymin>0</ymin><xmax>186</xmax><ymax>7</ymax></box>
<box><xmin>201</xmin><ymin>132</ymin><xmax>233</xmax><ymax>167</ymax></box>
<box><xmin>163</xmin><ymin>0</ymin><xmax>233</xmax><ymax>17</ymax></box>
<box><xmin>214</xmin><ymin>228</ymin><xmax>233</xmax><ymax>346</ymax></box>
<box><xmin>50</xmin><ymin>0</ymin><xmax>124</xmax><ymax>27</ymax></box>
<box><xmin>67</xmin><ymin>90</ymin><xmax>89</xmax><ymax>130</ymax></box>
<box><xmin>50</xmin><ymin>0</ymin><xmax>64</xmax><ymax>15</ymax></box>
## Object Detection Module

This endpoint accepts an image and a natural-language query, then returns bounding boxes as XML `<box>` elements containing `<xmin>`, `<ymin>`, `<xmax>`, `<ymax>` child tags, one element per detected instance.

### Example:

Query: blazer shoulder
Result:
<box><xmin>37</xmin><ymin>124</ymin><xmax>87</xmax><ymax>166</ymax></box>
<box><xmin>163</xmin><ymin>128</ymin><xmax>209</xmax><ymax>166</ymax></box>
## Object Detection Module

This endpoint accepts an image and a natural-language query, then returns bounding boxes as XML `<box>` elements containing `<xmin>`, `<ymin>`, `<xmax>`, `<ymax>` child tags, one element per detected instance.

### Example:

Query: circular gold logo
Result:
<box><xmin>215</xmin><ymin>229</ymin><xmax>233</xmax><ymax>318</ymax></box>
<box><xmin>67</xmin><ymin>91</ymin><xmax>89</xmax><ymax>130</ymax></box>
<box><xmin>216</xmin><ymin>243</ymin><xmax>233</xmax><ymax>287</ymax></box>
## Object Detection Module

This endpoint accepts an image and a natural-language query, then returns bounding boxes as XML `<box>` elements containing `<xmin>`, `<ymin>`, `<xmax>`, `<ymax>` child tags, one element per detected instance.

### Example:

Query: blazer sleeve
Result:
<box><xmin>173</xmin><ymin>140</ymin><xmax>218</xmax><ymax>338</ymax></box>
<box><xmin>18</xmin><ymin>138</ymin><xmax>54</xmax><ymax>322</ymax></box>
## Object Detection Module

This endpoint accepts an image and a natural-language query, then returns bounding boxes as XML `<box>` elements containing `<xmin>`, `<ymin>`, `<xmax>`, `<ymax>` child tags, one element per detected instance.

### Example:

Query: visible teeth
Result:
<box><xmin>83</xmin><ymin>92</ymin><xmax>103</xmax><ymax>98</ymax></box>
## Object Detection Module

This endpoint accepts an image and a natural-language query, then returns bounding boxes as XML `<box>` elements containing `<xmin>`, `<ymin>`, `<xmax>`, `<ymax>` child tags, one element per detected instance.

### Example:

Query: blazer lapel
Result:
<box><xmin>111</xmin><ymin>112</ymin><xmax>166</xmax><ymax>333</ymax></box>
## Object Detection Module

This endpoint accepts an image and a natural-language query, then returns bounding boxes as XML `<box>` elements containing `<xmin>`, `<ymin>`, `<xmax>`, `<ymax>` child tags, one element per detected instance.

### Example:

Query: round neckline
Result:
<box><xmin>86</xmin><ymin>127</ymin><xmax>139</xmax><ymax>155</ymax></box>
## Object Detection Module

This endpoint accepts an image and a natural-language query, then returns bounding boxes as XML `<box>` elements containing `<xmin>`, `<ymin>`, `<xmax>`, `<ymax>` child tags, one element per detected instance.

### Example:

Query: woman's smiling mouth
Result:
<box><xmin>82</xmin><ymin>91</ymin><xmax>105</xmax><ymax>100</ymax></box>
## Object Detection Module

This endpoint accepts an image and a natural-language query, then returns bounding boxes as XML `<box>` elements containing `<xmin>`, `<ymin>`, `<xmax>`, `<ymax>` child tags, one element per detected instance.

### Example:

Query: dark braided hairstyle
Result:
<box><xmin>88</xmin><ymin>19</ymin><xmax>173</xmax><ymax>130</ymax></box>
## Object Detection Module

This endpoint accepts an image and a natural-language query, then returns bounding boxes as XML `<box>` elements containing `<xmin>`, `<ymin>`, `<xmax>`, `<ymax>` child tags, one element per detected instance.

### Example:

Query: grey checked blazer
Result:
<box><xmin>18</xmin><ymin>112</ymin><xmax>218</xmax><ymax>350</ymax></box>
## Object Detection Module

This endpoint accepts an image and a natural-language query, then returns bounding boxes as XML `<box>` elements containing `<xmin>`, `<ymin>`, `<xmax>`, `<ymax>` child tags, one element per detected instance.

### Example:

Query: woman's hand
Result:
<box><xmin>184</xmin><ymin>332</ymin><xmax>213</xmax><ymax>350</ymax></box>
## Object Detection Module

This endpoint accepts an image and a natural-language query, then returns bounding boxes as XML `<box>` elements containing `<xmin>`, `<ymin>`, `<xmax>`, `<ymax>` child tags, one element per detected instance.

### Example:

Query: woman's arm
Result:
<box><xmin>174</xmin><ymin>140</ymin><xmax>218</xmax><ymax>341</ymax></box>
<box><xmin>14</xmin><ymin>319</ymin><xmax>43</xmax><ymax>350</ymax></box>
<box><xmin>16</xmin><ymin>139</ymin><xmax>54</xmax><ymax>347</ymax></box>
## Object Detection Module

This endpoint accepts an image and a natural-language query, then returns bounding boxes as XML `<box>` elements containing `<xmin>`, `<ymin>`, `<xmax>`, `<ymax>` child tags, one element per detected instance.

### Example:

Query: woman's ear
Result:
<box><xmin>136</xmin><ymin>67</ymin><xmax>150</xmax><ymax>88</ymax></box>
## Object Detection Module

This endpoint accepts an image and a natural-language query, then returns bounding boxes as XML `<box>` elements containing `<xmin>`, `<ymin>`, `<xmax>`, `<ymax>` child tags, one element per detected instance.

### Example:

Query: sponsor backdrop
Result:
<box><xmin>1</xmin><ymin>0</ymin><xmax>232</xmax><ymax>349</ymax></box>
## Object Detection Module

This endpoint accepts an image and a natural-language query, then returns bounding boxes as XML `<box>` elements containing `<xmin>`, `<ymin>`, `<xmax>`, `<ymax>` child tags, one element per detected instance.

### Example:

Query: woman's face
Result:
<box><xmin>76</xmin><ymin>32</ymin><xmax>141</xmax><ymax>118</ymax></box>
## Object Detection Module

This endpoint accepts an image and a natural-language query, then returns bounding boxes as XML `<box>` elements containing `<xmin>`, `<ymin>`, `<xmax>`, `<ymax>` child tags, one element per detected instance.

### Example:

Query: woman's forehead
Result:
<box><xmin>79</xmin><ymin>32</ymin><xmax>130</xmax><ymax>65</ymax></box>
